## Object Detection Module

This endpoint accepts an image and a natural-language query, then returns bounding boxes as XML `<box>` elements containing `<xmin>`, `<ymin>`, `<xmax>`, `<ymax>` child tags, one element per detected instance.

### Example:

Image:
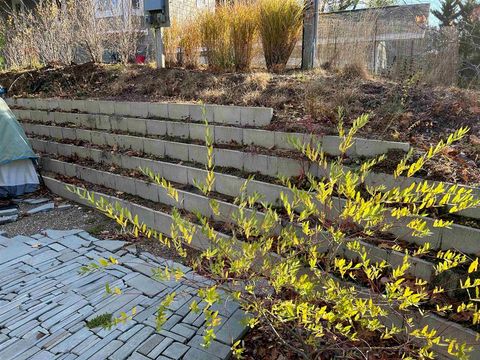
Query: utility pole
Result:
<box><xmin>302</xmin><ymin>0</ymin><xmax>320</xmax><ymax>70</ymax></box>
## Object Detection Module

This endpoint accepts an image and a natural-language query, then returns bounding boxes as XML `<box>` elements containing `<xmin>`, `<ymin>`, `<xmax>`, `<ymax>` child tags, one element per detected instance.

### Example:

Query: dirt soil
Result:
<box><xmin>1</xmin><ymin>63</ymin><xmax>479</xmax><ymax>185</ymax></box>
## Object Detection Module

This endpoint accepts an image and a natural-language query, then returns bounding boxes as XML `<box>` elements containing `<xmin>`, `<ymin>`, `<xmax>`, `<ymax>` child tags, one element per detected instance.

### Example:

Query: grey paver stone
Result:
<box><xmin>170</xmin><ymin>323</ymin><xmax>196</xmax><ymax>340</ymax></box>
<box><xmin>137</xmin><ymin>334</ymin><xmax>165</xmax><ymax>356</ymax></box>
<box><xmin>96</xmin><ymin>240</ymin><xmax>126</xmax><ymax>252</ymax></box>
<box><xmin>188</xmin><ymin>335</ymin><xmax>231</xmax><ymax>359</ymax></box>
<box><xmin>0</xmin><ymin>215</ymin><xmax>18</xmax><ymax>225</ymax></box>
<box><xmin>183</xmin><ymin>347</ymin><xmax>222</xmax><ymax>360</ymax></box>
<box><xmin>24</xmin><ymin>198</ymin><xmax>50</xmax><ymax>205</ymax></box>
<box><xmin>125</xmin><ymin>273</ymin><xmax>166</xmax><ymax>296</ymax></box>
<box><xmin>159</xmin><ymin>330</ymin><xmax>187</xmax><ymax>343</ymax></box>
<box><xmin>162</xmin><ymin>342</ymin><xmax>189</xmax><ymax>359</ymax></box>
<box><xmin>129</xmin><ymin>353</ymin><xmax>150</xmax><ymax>360</ymax></box>
<box><xmin>148</xmin><ymin>337</ymin><xmax>174</xmax><ymax>358</ymax></box>
<box><xmin>43</xmin><ymin>229</ymin><xmax>83</xmax><ymax>240</ymax></box>
<box><xmin>27</xmin><ymin>203</ymin><xmax>55</xmax><ymax>215</ymax></box>
<box><xmin>48</xmin><ymin>243</ymin><xmax>66</xmax><ymax>251</ymax></box>
<box><xmin>88</xmin><ymin>340</ymin><xmax>123</xmax><ymax>360</ymax></box>
<box><xmin>109</xmin><ymin>326</ymin><xmax>154</xmax><ymax>360</ymax></box>
<box><xmin>215</xmin><ymin>309</ymin><xmax>248</xmax><ymax>345</ymax></box>
<box><xmin>0</xmin><ymin>208</ymin><xmax>18</xmax><ymax>216</ymax></box>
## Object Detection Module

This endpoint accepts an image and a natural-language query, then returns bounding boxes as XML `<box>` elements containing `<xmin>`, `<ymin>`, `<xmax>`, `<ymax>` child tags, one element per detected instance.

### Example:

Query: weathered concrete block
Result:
<box><xmin>183</xmin><ymin>193</ymin><xmax>213</xmax><ymax>218</ymax></box>
<box><xmin>127</xmin><ymin>118</ymin><xmax>147</xmax><ymax>135</ymax></box>
<box><xmin>243</xmin><ymin>129</ymin><xmax>275</xmax><ymax>148</ymax></box>
<box><xmin>120</xmin><ymin>135</ymin><xmax>144</xmax><ymax>152</ymax></box>
<box><xmin>146</xmin><ymin>119</ymin><xmax>168</xmax><ymax>136</ymax></box>
<box><xmin>189</xmin><ymin>123</ymin><xmax>207</xmax><ymax>141</ymax></box>
<box><xmin>91</xmin><ymin>131</ymin><xmax>107</xmax><ymax>146</ymax></box>
<box><xmin>154</xmin><ymin>211</ymin><xmax>174</xmax><ymax>234</ymax></box>
<box><xmin>165</xmin><ymin>142</ymin><xmax>189</xmax><ymax>162</ymax></box>
<box><xmin>98</xmin><ymin>100</ymin><xmax>115</xmax><ymax>115</ymax></box>
<box><xmin>85</xmin><ymin>100</ymin><xmax>100</xmax><ymax>114</ymax></box>
<box><xmin>188</xmin><ymin>146</ymin><xmax>208</xmax><ymax>165</ymax></box>
<box><xmin>243</xmin><ymin>153</ymin><xmax>277</xmax><ymax>176</ymax></box>
<box><xmin>441</xmin><ymin>225</ymin><xmax>480</xmax><ymax>254</ymax></box>
<box><xmin>128</xmin><ymin>102</ymin><xmax>149</xmax><ymax>118</ymax></box>
<box><xmin>148</xmin><ymin>102</ymin><xmax>169</xmax><ymax>118</ymax></box>
<box><xmin>252</xmin><ymin>107</ymin><xmax>273</xmax><ymax>127</ymax></box>
<box><xmin>277</xmin><ymin>158</ymin><xmax>304</xmax><ymax>177</ymax></box>
<box><xmin>114</xmin><ymin>175</ymin><xmax>136</xmax><ymax>195</ymax></box>
<box><xmin>187</xmin><ymin>167</ymin><xmax>207</xmax><ymax>187</ymax></box>
<box><xmin>161</xmin><ymin>163</ymin><xmax>188</xmax><ymax>184</ymax></box>
<box><xmin>214</xmin><ymin>126</ymin><xmax>243</xmax><ymax>145</ymax></box>
<box><xmin>76</xmin><ymin>129</ymin><xmax>92</xmax><ymax>143</ymax></box>
<box><xmin>167</xmin><ymin>122</ymin><xmax>189</xmax><ymax>139</ymax></box>
<box><xmin>168</xmin><ymin>103</ymin><xmax>190</xmax><ymax>120</ymax></box>
<box><xmin>355</xmin><ymin>138</ymin><xmax>410</xmax><ymax>157</ymax></box>
<box><xmin>95</xmin><ymin>115</ymin><xmax>111</xmax><ymax>131</ymax></box>
<box><xmin>135</xmin><ymin>180</ymin><xmax>159</xmax><ymax>202</ymax></box>
<box><xmin>274</xmin><ymin>131</ymin><xmax>310</xmax><ymax>151</ymax></box>
<box><xmin>214</xmin><ymin>149</ymin><xmax>243</xmax><ymax>169</ymax></box>
<box><xmin>143</xmin><ymin>138</ymin><xmax>165</xmax><ymax>158</ymax></box>
<box><xmin>214</xmin><ymin>105</ymin><xmax>241</xmax><ymax>126</ymax></box>
<box><xmin>189</xmin><ymin>104</ymin><xmax>214</xmax><ymax>123</ymax></box>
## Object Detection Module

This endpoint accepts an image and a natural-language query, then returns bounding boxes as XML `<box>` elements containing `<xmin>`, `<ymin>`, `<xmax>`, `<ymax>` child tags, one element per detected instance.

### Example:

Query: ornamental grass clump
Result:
<box><xmin>230</xmin><ymin>1</ymin><xmax>258</xmax><ymax>71</ymax></box>
<box><xmin>71</xmin><ymin>114</ymin><xmax>480</xmax><ymax>358</ymax></box>
<box><xmin>199</xmin><ymin>7</ymin><xmax>234</xmax><ymax>71</ymax></box>
<box><xmin>257</xmin><ymin>0</ymin><xmax>304</xmax><ymax>72</ymax></box>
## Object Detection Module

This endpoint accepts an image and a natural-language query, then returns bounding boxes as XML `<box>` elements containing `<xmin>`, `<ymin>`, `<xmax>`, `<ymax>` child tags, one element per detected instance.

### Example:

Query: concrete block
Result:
<box><xmin>44</xmin><ymin>142</ymin><xmax>59</xmax><ymax>155</ymax></box>
<box><xmin>85</xmin><ymin>100</ymin><xmax>100</xmax><ymax>114</ymax></box>
<box><xmin>71</xmin><ymin>100</ymin><xmax>86</xmax><ymax>112</ymax></box>
<box><xmin>148</xmin><ymin>102</ymin><xmax>169</xmax><ymax>118</ymax></box>
<box><xmin>243</xmin><ymin>128</ymin><xmax>275</xmax><ymax>148</ymax></box>
<box><xmin>110</xmin><ymin>116</ymin><xmax>129</xmax><ymax>132</ymax></box>
<box><xmin>215</xmin><ymin>173</ymin><xmax>244</xmax><ymax>197</ymax></box>
<box><xmin>121</xmin><ymin>154</ymin><xmax>142</xmax><ymax>171</ymax></box>
<box><xmin>214</xmin><ymin>126</ymin><xmax>243</xmax><ymax>145</ymax></box>
<box><xmin>76</xmin><ymin>129</ymin><xmax>92</xmax><ymax>143</ymax></box>
<box><xmin>214</xmin><ymin>149</ymin><xmax>243</xmax><ymax>169</ymax></box>
<box><xmin>114</xmin><ymin>175</ymin><xmax>136</xmax><ymax>195</ymax></box>
<box><xmin>154</xmin><ymin>212</ymin><xmax>174</xmax><ymax>234</ymax></box>
<box><xmin>441</xmin><ymin>225</ymin><xmax>480</xmax><ymax>254</ymax></box>
<box><xmin>127</xmin><ymin>118</ymin><xmax>147</xmax><ymax>135</ymax></box>
<box><xmin>104</xmin><ymin>133</ymin><xmax>117</xmax><ymax>147</ymax></box>
<box><xmin>135</xmin><ymin>180</ymin><xmax>159</xmax><ymax>202</ymax></box>
<box><xmin>189</xmin><ymin>104</ymin><xmax>214</xmax><ymax>123</ymax></box>
<box><xmin>98</xmin><ymin>100</ymin><xmax>115</xmax><ymax>115</ymax></box>
<box><xmin>95</xmin><ymin>115</ymin><xmax>111</xmax><ymax>131</ymax></box>
<box><xmin>113</xmin><ymin>102</ymin><xmax>130</xmax><ymax>116</ymax></box>
<box><xmin>120</xmin><ymin>135</ymin><xmax>144</xmax><ymax>152</ymax></box>
<box><xmin>355</xmin><ymin>138</ymin><xmax>410</xmax><ymax>157</ymax></box>
<box><xmin>244</xmin><ymin>153</ymin><xmax>278</xmax><ymax>176</ymax></box>
<box><xmin>189</xmin><ymin>123</ymin><xmax>207</xmax><ymax>141</ymax></box>
<box><xmin>162</xmin><ymin>342</ymin><xmax>189</xmax><ymax>359</ymax></box>
<box><xmin>168</xmin><ymin>103</ymin><xmax>190</xmax><ymax>120</ymax></box>
<box><xmin>61</xmin><ymin>127</ymin><xmax>77</xmax><ymax>140</ymax></box>
<box><xmin>188</xmin><ymin>145</ymin><xmax>208</xmax><ymax>165</ymax></box>
<box><xmin>183</xmin><ymin>193</ymin><xmax>213</xmax><ymax>218</ymax></box>
<box><xmin>162</xmin><ymin>163</ymin><xmax>188</xmax><ymax>184</ymax></box>
<box><xmin>165</xmin><ymin>142</ymin><xmax>189</xmax><ymax>161</ymax></box>
<box><xmin>214</xmin><ymin>105</ymin><xmax>241</xmax><ymax>125</ymax></box>
<box><xmin>274</xmin><ymin>131</ymin><xmax>309</xmax><ymax>151</ymax></box>
<box><xmin>129</xmin><ymin>102</ymin><xmax>149</xmax><ymax>118</ymax></box>
<box><xmin>90</xmin><ymin>131</ymin><xmax>107</xmax><ymax>146</ymax></box>
<box><xmin>187</xmin><ymin>167</ymin><xmax>207</xmax><ymax>186</ymax></box>
<box><xmin>146</xmin><ymin>119</ymin><xmax>168</xmax><ymax>136</ymax></box>
<box><xmin>167</xmin><ymin>121</ymin><xmax>190</xmax><ymax>139</ymax></box>
<box><xmin>277</xmin><ymin>158</ymin><xmax>304</xmax><ymax>177</ymax></box>
<box><xmin>144</xmin><ymin>138</ymin><xmax>165</xmax><ymax>158</ymax></box>
<box><xmin>252</xmin><ymin>107</ymin><xmax>273</xmax><ymax>127</ymax></box>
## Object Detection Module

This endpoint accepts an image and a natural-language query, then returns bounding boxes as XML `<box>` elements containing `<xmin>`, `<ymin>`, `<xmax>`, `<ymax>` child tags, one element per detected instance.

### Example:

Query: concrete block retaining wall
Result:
<box><xmin>16</xmin><ymin>108</ymin><xmax>411</xmax><ymax>157</ymax></box>
<box><xmin>31</xmin><ymin>137</ymin><xmax>480</xmax><ymax>256</ymax></box>
<box><xmin>41</xmin><ymin>157</ymin><xmax>438</xmax><ymax>282</ymax></box>
<box><xmin>24</xmin><ymin>123</ymin><xmax>479</xmax><ymax>221</ymax></box>
<box><xmin>8</xmin><ymin>98</ymin><xmax>273</xmax><ymax>127</ymax></box>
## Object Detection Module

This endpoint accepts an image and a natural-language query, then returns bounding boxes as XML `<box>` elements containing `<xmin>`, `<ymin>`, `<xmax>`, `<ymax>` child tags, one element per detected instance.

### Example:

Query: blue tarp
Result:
<box><xmin>0</xmin><ymin>98</ymin><xmax>37</xmax><ymax>165</ymax></box>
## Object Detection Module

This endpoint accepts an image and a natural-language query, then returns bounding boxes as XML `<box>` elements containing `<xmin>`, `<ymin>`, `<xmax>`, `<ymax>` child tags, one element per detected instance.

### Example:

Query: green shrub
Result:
<box><xmin>71</xmin><ymin>116</ymin><xmax>480</xmax><ymax>358</ymax></box>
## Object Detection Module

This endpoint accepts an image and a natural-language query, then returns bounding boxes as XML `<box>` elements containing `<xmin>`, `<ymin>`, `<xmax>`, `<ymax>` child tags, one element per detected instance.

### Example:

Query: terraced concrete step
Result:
<box><xmin>7</xmin><ymin>97</ymin><xmax>273</xmax><ymax>127</ymax></box>
<box><xmin>31</xmin><ymin>138</ymin><xmax>480</xmax><ymax>254</ymax></box>
<box><xmin>16</xmin><ymin>111</ymin><xmax>410</xmax><ymax>157</ymax></box>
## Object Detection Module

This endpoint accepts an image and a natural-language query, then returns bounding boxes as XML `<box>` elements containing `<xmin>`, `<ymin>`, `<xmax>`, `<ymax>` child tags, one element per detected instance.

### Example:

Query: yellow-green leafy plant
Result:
<box><xmin>198</xmin><ymin>7</ymin><xmax>234</xmax><ymax>71</ymax></box>
<box><xmin>257</xmin><ymin>0</ymin><xmax>304</xmax><ymax>72</ymax></box>
<box><xmin>69</xmin><ymin>111</ymin><xmax>480</xmax><ymax>358</ymax></box>
<box><xmin>230</xmin><ymin>1</ymin><xmax>258</xmax><ymax>71</ymax></box>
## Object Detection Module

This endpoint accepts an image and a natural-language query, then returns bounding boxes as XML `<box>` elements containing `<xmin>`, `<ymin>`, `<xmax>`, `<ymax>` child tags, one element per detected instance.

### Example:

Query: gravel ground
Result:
<box><xmin>0</xmin><ymin>186</ymin><xmax>188</xmax><ymax>263</ymax></box>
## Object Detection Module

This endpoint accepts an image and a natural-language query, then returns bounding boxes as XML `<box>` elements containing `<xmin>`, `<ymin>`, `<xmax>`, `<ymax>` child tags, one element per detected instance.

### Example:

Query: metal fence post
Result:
<box><xmin>302</xmin><ymin>0</ymin><xmax>319</xmax><ymax>70</ymax></box>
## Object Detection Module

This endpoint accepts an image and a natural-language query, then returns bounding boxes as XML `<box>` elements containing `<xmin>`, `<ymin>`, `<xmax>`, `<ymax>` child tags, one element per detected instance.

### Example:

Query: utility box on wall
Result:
<box><xmin>144</xmin><ymin>0</ymin><xmax>170</xmax><ymax>27</ymax></box>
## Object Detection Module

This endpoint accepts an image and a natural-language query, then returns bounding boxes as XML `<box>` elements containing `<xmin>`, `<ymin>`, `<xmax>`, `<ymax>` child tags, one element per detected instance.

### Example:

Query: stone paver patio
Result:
<box><xmin>0</xmin><ymin>230</ymin><xmax>247</xmax><ymax>360</ymax></box>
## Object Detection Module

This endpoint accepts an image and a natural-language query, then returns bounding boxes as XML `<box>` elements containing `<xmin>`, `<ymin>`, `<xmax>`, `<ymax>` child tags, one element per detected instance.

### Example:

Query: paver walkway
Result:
<box><xmin>0</xmin><ymin>229</ymin><xmax>247</xmax><ymax>360</ymax></box>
